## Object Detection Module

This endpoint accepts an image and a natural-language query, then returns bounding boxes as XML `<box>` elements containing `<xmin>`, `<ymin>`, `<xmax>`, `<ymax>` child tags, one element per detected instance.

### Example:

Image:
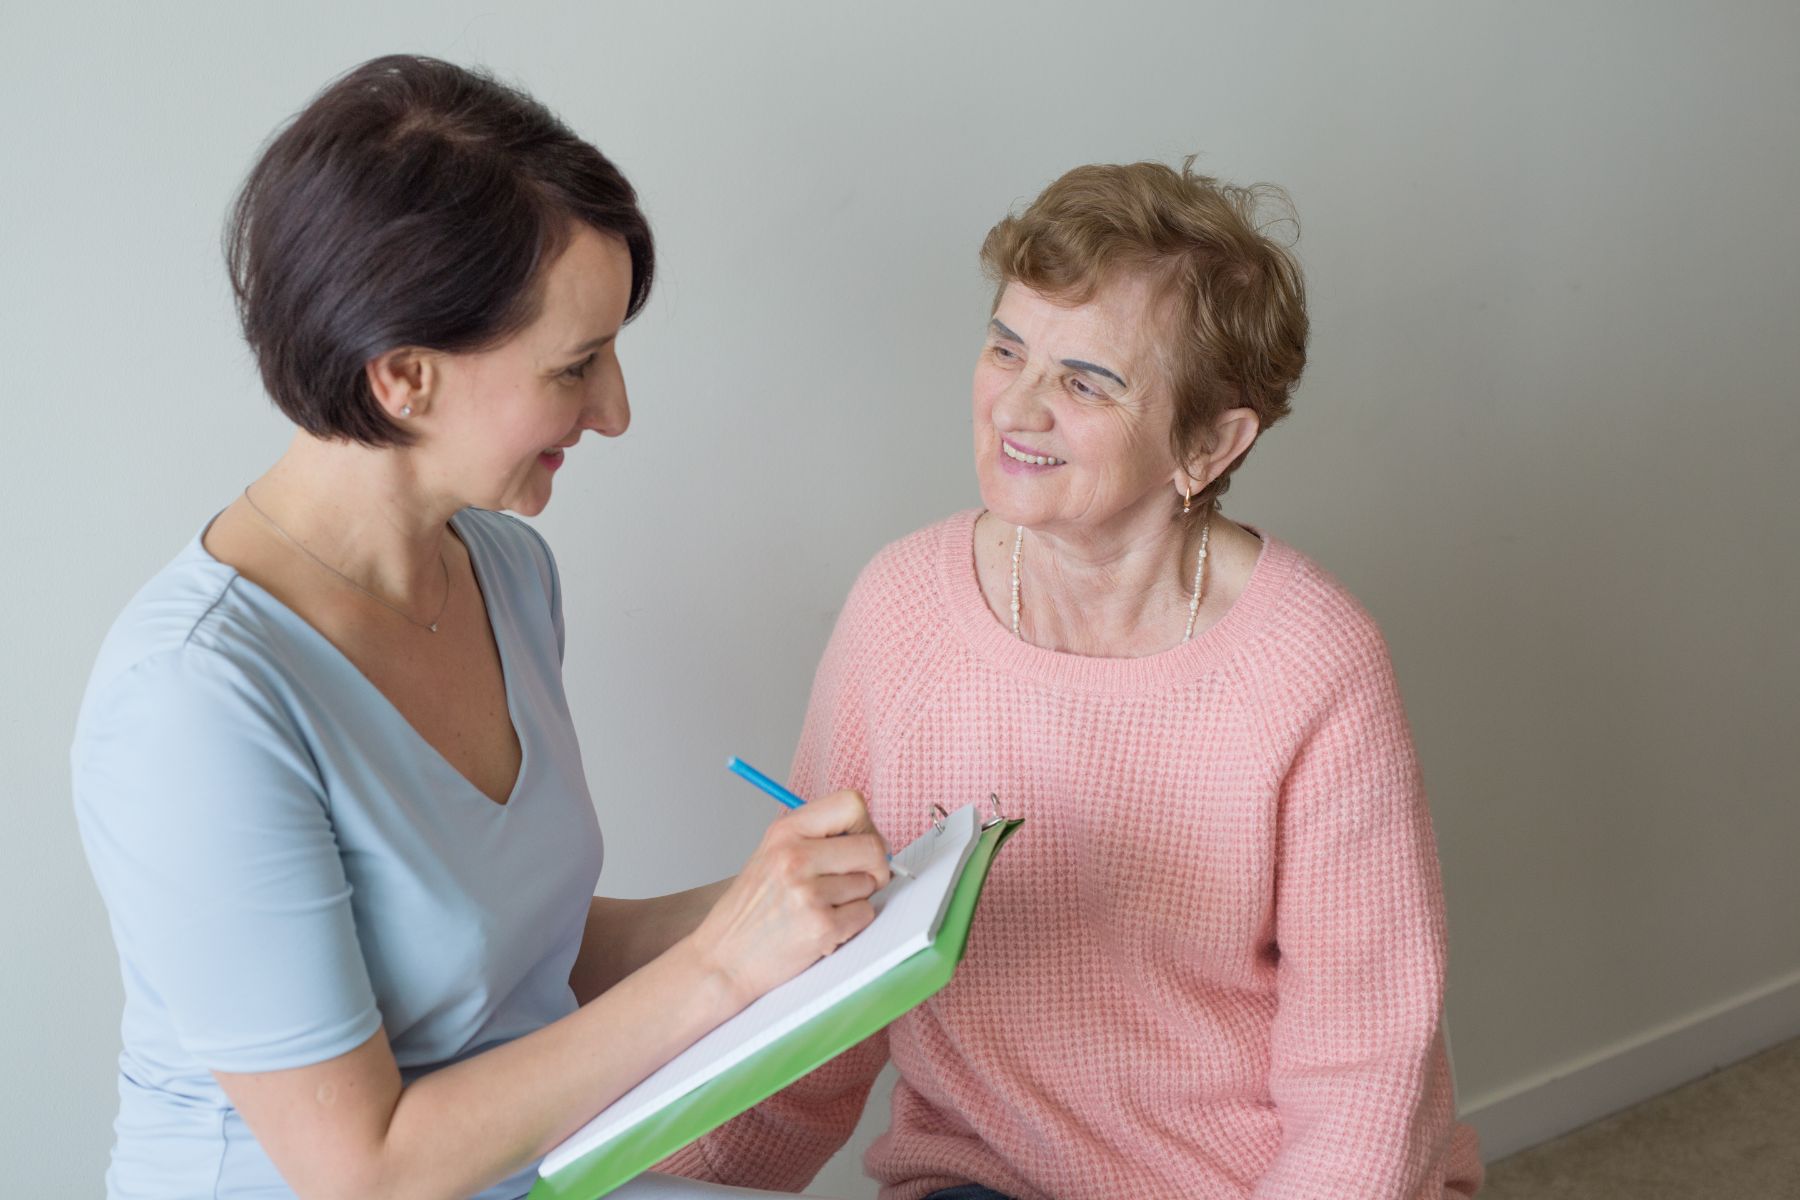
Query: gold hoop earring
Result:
<box><xmin>1182</xmin><ymin>484</ymin><xmax>1193</xmax><ymax>516</ymax></box>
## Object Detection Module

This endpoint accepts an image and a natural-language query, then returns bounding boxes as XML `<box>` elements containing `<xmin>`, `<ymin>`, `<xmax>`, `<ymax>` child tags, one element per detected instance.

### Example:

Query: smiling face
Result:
<box><xmin>973</xmin><ymin>278</ymin><xmax>1187</xmax><ymax>541</ymax></box>
<box><xmin>421</xmin><ymin>223</ymin><xmax>635</xmax><ymax>516</ymax></box>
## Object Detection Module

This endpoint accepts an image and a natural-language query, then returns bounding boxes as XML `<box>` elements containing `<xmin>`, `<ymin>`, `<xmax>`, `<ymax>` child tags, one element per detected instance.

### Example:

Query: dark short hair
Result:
<box><xmin>226</xmin><ymin>54</ymin><xmax>654</xmax><ymax>446</ymax></box>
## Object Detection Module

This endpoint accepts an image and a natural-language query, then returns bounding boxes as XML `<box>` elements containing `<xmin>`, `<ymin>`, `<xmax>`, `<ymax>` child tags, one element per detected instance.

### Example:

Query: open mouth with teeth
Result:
<box><xmin>1002</xmin><ymin>439</ymin><xmax>1065</xmax><ymax>467</ymax></box>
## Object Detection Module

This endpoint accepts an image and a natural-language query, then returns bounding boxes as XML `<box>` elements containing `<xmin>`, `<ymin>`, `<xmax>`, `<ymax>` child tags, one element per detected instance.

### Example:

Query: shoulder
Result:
<box><xmin>453</xmin><ymin>507</ymin><xmax>563</xmax><ymax>629</ymax></box>
<box><xmin>454</xmin><ymin>507</ymin><xmax>557</xmax><ymax>584</ymax></box>
<box><xmin>845</xmin><ymin>510</ymin><xmax>974</xmax><ymax>609</ymax></box>
<box><xmin>73</xmin><ymin>553</ymin><xmax>325</xmax><ymax>832</ymax></box>
<box><xmin>1233</xmin><ymin>538</ymin><xmax>1426</xmax><ymax>807</ymax></box>
<box><xmin>1236</xmin><ymin>532</ymin><xmax>1400</xmax><ymax>710</ymax></box>
<box><xmin>457</xmin><ymin>505</ymin><xmax>550</xmax><ymax>553</ymax></box>
<box><xmin>71</xmin><ymin>631</ymin><xmax>316</xmax><ymax>829</ymax></box>
<box><xmin>1270</xmin><ymin>542</ymin><xmax>1392</xmax><ymax>665</ymax></box>
<box><xmin>80</xmin><ymin>530</ymin><xmax>272</xmax><ymax>709</ymax></box>
<box><xmin>806</xmin><ymin>511</ymin><xmax>975</xmax><ymax>697</ymax></box>
<box><xmin>836</xmin><ymin>510</ymin><xmax>973</xmax><ymax>632</ymax></box>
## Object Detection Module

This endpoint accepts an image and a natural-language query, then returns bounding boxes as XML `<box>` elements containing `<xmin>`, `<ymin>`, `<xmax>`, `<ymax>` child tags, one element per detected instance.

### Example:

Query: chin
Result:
<box><xmin>974</xmin><ymin>483</ymin><xmax>1031</xmax><ymax>530</ymax></box>
<box><xmin>497</xmin><ymin>482</ymin><xmax>553</xmax><ymax>518</ymax></box>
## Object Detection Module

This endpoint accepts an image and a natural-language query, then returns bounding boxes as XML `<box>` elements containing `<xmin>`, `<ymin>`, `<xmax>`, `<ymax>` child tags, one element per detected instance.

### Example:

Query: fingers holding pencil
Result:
<box><xmin>726</xmin><ymin>757</ymin><xmax>914</xmax><ymax>880</ymax></box>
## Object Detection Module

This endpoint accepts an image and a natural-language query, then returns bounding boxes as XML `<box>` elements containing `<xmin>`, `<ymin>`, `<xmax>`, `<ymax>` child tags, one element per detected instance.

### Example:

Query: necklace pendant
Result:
<box><xmin>428</xmin><ymin>623</ymin><xmax>439</xmax><ymax>633</ymax></box>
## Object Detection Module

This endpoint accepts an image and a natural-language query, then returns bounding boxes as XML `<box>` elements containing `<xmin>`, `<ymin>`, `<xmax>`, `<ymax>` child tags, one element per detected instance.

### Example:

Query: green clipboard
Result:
<box><xmin>530</xmin><ymin>815</ymin><xmax>1023</xmax><ymax>1200</ymax></box>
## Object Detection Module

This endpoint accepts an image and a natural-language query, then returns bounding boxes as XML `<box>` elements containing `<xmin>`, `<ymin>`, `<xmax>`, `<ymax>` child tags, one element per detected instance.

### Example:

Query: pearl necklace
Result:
<box><xmin>1010</xmin><ymin>510</ymin><xmax>1213</xmax><ymax>644</ymax></box>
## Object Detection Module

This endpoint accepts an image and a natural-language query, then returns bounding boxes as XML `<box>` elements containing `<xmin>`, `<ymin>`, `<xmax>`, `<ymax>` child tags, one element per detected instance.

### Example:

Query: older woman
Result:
<box><xmin>666</xmin><ymin>162</ymin><xmax>1485</xmax><ymax>1198</ymax></box>
<box><xmin>71</xmin><ymin>56</ymin><xmax>892</xmax><ymax>1200</ymax></box>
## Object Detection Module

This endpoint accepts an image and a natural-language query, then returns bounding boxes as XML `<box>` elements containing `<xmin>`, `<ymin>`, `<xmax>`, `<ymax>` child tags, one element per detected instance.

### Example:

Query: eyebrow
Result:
<box><xmin>564</xmin><ymin>333</ymin><xmax>617</xmax><ymax>357</ymax></box>
<box><xmin>987</xmin><ymin>319</ymin><xmax>1127</xmax><ymax>389</ymax></box>
<box><xmin>1061</xmin><ymin>358</ymin><xmax>1127</xmax><ymax>389</ymax></box>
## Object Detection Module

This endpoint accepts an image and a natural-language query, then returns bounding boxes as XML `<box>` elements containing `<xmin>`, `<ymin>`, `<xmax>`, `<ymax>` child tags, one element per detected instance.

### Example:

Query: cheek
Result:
<box><xmin>1066</xmin><ymin>412</ymin><xmax>1152</xmax><ymax>480</ymax></box>
<box><xmin>971</xmin><ymin>364</ymin><xmax>1005</xmax><ymax>421</ymax></box>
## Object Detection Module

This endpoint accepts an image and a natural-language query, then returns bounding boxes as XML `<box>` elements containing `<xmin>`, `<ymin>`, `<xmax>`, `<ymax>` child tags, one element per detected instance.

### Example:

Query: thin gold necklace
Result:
<box><xmin>241</xmin><ymin>486</ymin><xmax>451</xmax><ymax>633</ymax></box>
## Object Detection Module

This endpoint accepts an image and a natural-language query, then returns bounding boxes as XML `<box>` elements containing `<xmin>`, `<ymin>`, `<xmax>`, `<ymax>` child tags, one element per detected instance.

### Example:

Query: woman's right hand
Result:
<box><xmin>683</xmin><ymin>789</ymin><xmax>892</xmax><ymax>1008</ymax></box>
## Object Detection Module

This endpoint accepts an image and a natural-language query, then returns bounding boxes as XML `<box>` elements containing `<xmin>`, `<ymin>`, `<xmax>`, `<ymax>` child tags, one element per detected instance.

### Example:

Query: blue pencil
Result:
<box><xmin>726</xmin><ymin>756</ymin><xmax>914</xmax><ymax>879</ymax></box>
<box><xmin>727</xmin><ymin>755</ymin><xmax>806</xmax><ymax>809</ymax></box>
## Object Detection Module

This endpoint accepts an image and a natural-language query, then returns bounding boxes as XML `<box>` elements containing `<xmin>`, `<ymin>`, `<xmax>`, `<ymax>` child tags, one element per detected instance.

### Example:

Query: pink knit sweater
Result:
<box><xmin>665</xmin><ymin>510</ymin><xmax>1483</xmax><ymax>1199</ymax></box>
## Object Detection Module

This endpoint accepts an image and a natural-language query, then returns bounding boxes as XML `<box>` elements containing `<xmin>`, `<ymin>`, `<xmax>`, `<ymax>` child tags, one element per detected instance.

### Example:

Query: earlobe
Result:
<box><xmin>1172</xmin><ymin>467</ymin><xmax>1208</xmax><ymax>512</ymax></box>
<box><xmin>366</xmin><ymin>348</ymin><xmax>433</xmax><ymax>422</ymax></box>
<box><xmin>1172</xmin><ymin>406</ymin><xmax>1261</xmax><ymax>501</ymax></box>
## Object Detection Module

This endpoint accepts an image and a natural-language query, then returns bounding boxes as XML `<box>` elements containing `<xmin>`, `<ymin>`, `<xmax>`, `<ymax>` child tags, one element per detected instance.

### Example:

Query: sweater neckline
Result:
<box><xmin>935</xmin><ymin>508</ymin><xmax>1297</xmax><ymax>694</ymax></box>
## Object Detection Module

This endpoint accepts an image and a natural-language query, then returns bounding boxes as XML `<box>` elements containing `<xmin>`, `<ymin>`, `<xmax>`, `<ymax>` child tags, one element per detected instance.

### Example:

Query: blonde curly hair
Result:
<box><xmin>979</xmin><ymin>157</ymin><xmax>1308</xmax><ymax>506</ymax></box>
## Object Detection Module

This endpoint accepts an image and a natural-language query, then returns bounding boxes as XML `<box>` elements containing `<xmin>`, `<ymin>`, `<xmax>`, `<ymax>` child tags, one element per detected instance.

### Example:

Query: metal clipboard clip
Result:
<box><xmin>981</xmin><ymin>793</ymin><xmax>1008</xmax><ymax>829</ymax></box>
<box><xmin>932</xmin><ymin>794</ymin><xmax>1009</xmax><ymax>835</ymax></box>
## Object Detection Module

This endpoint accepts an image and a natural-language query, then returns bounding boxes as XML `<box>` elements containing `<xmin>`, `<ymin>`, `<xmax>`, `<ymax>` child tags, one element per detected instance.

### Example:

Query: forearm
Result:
<box><xmin>570</xmin><ymin>881</ymin><xmax>732</xmax><ymax>1004</ymax></box>
<box><xmin>221</xmin><ymin>799</ymin><xmax>889</xmax><ymax>1200</ymax></box>
<box><xmin>1255</xmin><ymin>625</ymin><xmax>1461</xmax><ymax>1197</ymax></box>
<box><xmin>1253</xmin><ymin>1024</ymin><xmax>1463</xmax><ymax>1199</ymax></box>
<box><xmin>382</xmin><ymin>815</ymin><xmax>880</xmax><ymax>1199</ymax></box>
<box><xmin>373</xmin><ymin>935</ymin><xmax>739</xmax><ymax>1200</ymax></box>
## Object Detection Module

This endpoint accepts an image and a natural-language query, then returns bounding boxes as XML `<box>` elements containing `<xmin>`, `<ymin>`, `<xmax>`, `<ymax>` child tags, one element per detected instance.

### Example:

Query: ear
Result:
<box><xmin>364</xmin><ymin>348</ymin><xmax>439</xmax><ymax>421</ymax></box>
<box><xmin>1174</xmin><ymin>406</ymin><xmax>1262</xmax><ymax>494</ymax></box>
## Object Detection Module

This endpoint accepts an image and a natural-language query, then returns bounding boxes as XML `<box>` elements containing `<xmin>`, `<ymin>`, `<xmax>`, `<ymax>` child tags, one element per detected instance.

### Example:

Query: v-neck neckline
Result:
<box><xmin>195</xmin><ymin>507</ymin><xmax>529</xmax><ymax>812</ymax></box>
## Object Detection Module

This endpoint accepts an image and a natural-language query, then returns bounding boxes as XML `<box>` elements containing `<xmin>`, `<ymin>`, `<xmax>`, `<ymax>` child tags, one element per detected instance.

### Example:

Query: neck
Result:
<box><xmin>247</xmin><ymin>432</ymin><xmax>459</xmax><ymax>600</ymax></box>
<box><xmin>1016</xmin><ymin>504</ymin><xmax>1209</xmax><ymax>657</ymax></box>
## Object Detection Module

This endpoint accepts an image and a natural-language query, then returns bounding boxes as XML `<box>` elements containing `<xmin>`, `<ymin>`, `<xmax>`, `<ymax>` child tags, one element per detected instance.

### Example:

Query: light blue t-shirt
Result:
<box><xmin>72</xmin><ymin>508</ymin><xmax>604</xmax><ymax>1199</ymax></box>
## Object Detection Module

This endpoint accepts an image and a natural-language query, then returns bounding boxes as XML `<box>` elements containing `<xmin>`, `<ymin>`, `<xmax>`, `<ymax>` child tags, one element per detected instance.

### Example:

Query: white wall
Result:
<box><xmin>3</xmin><ymin>2</ymin><xmax>1796</xmax><ymax>1195</ymax></box>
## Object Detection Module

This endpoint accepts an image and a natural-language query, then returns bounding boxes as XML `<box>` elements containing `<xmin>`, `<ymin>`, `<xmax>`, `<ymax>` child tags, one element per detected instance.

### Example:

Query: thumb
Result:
<box><xmin>786</xmin><ymin>788</ymin><xmax>876</xmax><ymax>838</ymax></box>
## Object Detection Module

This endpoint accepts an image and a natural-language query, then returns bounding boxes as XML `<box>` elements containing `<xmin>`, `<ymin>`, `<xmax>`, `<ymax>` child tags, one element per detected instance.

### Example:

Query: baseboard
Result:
<box><xmin>1459</xmin><ymin>967</ymin><xmax>1800</xmax><ymax>1161</ymax></box>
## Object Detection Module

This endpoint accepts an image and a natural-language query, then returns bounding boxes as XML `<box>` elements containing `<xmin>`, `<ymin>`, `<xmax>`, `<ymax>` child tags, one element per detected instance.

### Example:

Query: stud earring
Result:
<box><xmin>400</xmin><ymin>405</ymin><xmax>413</xmax><ymax>418</ymax></box>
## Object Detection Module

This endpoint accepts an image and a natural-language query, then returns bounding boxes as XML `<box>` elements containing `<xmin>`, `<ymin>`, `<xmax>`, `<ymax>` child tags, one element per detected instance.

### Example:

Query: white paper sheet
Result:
<box><xmin>541</xmin><ymin>804</ymin><xmax>982</xmax><ymax>1177</ymax></box>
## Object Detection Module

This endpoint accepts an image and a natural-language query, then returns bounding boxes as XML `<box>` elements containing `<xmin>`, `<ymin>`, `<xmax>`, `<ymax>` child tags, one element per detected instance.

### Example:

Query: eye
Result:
<box><xmin>562</xmin><ymin>353</ymin><xmax>597</xmax><ymax>381</ymax></box>
<box><xmin>1069</xmin><ymin>376</ymin><xmax>1099</xmax><ymax>398</ymax></box>
<box><xmin>990</xmin><ymin>343</ymin><xmax>1020</xmax><ymax>363</ymax></box>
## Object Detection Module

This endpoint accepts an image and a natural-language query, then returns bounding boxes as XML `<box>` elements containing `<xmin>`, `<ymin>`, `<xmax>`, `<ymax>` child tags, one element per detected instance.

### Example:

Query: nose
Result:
<box><xmin>587</xmin><ymin>363</ymin><xmax>630</xmax><ymax>438</ymax></box>
<box><xmin>990</xmin><ymin>368</ymin><xmax>1053</xmax><ymax>434</ymax></box>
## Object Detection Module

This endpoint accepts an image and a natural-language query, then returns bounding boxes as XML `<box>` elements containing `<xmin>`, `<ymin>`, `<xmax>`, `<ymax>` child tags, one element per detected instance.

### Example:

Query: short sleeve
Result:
<box><xmin>72</xmin><ymin>647</ymin><xmax>381</xmax><ymax>1072</ymax></box>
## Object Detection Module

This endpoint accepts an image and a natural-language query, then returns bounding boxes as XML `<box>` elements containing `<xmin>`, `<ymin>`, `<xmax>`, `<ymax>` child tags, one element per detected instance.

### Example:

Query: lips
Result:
<box><xmin>1001</xmin><ymin>437</ymin><xmax>1064</xmax><ymax>466</ymax></box>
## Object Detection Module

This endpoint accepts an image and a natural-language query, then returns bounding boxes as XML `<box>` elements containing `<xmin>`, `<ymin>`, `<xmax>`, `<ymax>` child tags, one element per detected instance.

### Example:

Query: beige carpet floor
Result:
<box><xmin>1480</xmin><ymin>1036</ymin><xmax>1800</xmax><ymax>1198</ymax></box>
